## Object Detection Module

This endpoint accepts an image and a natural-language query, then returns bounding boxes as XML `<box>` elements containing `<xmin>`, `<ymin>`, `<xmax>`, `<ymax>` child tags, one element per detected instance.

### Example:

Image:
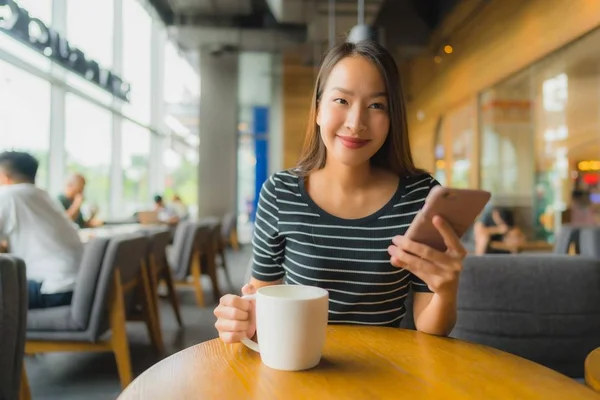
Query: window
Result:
<box><xmin>0</xmin><ymin>60</ymin><xmax>51</xmax><ymax>187</ymax></box>
<box><xmin>122</xmin><ymin>0</ymin><xmax>152</xmax><ymax>123</ymax></box>
<box><xmin>0</xmin><ymin>0</ymin><xmax>53</xmax><ymax>71</ymax></box>
<box><xmin>65</xmin><ymin>0</ymin><xmax>114</xmax><ymax>104</ymax></box>
<box><xmin>163</xmin><ymin>144</ymin><xmax>198</xmax><ymax>216</ymax></box>
<box><xmin>65</xmin><ymin>94</ymin><xmax>112</xmax><ymax>219</ymax></box>
<box><xmin>121</xmin><ymin>120</ymin><xmax>150</xmax><ymax>216</ymax></box>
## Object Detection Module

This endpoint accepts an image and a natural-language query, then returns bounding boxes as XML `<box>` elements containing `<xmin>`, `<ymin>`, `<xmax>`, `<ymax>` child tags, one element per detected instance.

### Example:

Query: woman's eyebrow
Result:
<box><xmin>331</xmin><ymin>87</ymin><xmax>387</xmax><ymax>98</ymax></box>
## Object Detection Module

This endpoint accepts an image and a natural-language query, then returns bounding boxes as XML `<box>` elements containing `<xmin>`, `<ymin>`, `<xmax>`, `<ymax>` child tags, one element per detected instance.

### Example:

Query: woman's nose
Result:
<box><xmin>345</xmin><ymin>106</ymin><xmax>367</xmax><ymax>133</ymax></box>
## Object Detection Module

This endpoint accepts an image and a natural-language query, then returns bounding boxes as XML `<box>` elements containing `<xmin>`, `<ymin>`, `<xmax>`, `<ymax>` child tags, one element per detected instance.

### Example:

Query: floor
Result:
<box><xmin>26</xmin><ymin>245</ymin><xmax>253</xmax><ymax>400</ymax></box>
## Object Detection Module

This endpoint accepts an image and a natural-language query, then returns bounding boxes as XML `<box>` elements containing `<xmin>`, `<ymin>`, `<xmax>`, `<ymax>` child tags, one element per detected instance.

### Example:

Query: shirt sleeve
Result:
<box><xmin>251</xmin><ymin>175</ymin><xmax>286</xmax><ymax>282</ymax></box>
<box><xmin>410</xmin><ymin>175</ymin><xmax>440</xmax><ymax>293</ymax></box>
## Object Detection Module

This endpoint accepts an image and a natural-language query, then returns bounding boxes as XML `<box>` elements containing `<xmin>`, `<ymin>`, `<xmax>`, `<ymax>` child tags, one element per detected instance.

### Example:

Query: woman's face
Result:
<box><xmin>317</xmin><ymin>55</ymin><xmax>390</xmax><ymax>168</ymax></box>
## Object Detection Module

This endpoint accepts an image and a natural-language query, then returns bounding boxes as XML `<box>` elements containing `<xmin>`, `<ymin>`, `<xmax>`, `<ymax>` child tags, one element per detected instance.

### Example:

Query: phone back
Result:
<box><xmin>405</xmin><ymin>186</ymin><xmax>491</xmax><ymax>251</ymax></box>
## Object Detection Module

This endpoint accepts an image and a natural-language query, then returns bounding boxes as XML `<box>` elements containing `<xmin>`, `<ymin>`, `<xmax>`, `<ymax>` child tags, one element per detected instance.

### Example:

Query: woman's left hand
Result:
<box><xmin>387</xmin><ymin>215</ymin><xmax>467</xmax><ymax>298</ymax></box>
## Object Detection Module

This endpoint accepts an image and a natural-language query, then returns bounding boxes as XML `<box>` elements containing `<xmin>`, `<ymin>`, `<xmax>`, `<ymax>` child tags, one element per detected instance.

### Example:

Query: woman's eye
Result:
<box><xmin>334</xmin><ymin>98</ymin><xmax>348</xmax><ymax>105</ymax></box>
<box><xmin>369</xmin><ymin>103</ymin><xmax>386</xmax><ymax>110</ymax></box>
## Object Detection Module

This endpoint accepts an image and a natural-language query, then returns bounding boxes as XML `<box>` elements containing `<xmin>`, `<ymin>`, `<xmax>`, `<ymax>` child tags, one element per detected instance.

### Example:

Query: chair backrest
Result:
<box><xmin>169</xmin><ymin>221</ymin><xmax>193</xmax><ymax>279</ymax></box>
<box><xmin>145</xmin><ymin>227</ymin><xmax>172</xmax><ymax>272</ymax></box>
<box><xmin>221</xmin><ymin>212</ymin><xmax>236</xmax><ymax>238</ymax></box>
<box><xmin>0</xmin><ymin>256</ymin><xmax>27</xmax><ymax>400</ymax></box>
<box><xmin>70</xmin><ymin>237</ymin><xmax>111</xmax><ymax>330</ymax></box>
<box><xmin>554</xmin><ymin>225</ymin><xmax>580</xmax><ymax>254</ymax></box>
<box><xmin>452</xmin><ymin>254</ymin><xmax>600</xmax><ymax>378</ymax></box>
<box><xmin>171</xmin><ymin>222</ymin><xmax>211</xmax><ymax>281</ymax></box>
<box><xmin>578</xmin><ymin>227</ymin><xmax>600</xmax><ymax>258</ymax></box>
<box><xmin>85</xmin><ymin>234</ymin><xmax>149</xmax><ymax>340</ymax></box>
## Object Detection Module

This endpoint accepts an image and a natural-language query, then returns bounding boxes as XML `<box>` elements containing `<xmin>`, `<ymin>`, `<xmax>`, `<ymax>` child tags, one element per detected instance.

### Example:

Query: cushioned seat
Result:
<box><xmin>0</xmin><ymin>255</ymin><xmax>27</xmax><ymax>400</ymax></box>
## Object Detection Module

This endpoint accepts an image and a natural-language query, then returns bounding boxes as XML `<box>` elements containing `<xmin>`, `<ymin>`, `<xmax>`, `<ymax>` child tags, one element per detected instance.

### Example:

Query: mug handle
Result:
<box><xmin>240</xmin><ymin>294</ymin><xmax>259</xmax><ymax>353</ymax></box>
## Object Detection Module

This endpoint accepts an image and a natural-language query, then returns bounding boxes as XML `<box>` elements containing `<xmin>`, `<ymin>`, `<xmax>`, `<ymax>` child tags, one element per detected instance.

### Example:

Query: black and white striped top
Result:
<box><xmin>251</xmin><ymin>170</ymin><xmax>438</xmax><ymax>327</ymax></box>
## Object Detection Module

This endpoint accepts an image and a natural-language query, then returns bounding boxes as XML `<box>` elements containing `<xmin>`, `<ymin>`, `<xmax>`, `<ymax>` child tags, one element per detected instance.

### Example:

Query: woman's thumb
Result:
<box><xmin>241</xmin><ymin>283</ymin><xmax>256</xmax><ymax>296</ymax></box>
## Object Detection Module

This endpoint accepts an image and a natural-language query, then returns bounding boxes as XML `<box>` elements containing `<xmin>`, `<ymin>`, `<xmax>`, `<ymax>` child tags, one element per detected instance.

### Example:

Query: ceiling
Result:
<box><xmin>145</xmin><ymin>0</ymin><xmax>461</xmax><ymax>58</ymax></box>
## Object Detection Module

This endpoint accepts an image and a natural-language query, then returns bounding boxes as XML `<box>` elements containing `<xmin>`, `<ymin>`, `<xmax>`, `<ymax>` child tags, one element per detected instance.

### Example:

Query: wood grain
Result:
<box><xmin>118</xmin><ymin>326</ymin><xmax>597</xmax><ymax>399</ymax></box>
<box><xmin>586</xmin><ymin>347</ymin><xmax>600</xmax><ymax>393</ymax></box>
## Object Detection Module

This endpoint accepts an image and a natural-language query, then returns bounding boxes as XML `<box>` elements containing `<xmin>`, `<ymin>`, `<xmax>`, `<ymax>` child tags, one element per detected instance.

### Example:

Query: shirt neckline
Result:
<box><xmin>296</xmin><ymin>173</ymin><xmax>407</xmax><ymax>225</ymax></box>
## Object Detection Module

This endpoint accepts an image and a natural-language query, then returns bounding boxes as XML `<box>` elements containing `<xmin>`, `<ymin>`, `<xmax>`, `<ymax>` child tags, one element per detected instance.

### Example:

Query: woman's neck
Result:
<box><xmin>319</xmin><ymin>160</ymin><xmax>374</xmax><ymax>193</ymax></box>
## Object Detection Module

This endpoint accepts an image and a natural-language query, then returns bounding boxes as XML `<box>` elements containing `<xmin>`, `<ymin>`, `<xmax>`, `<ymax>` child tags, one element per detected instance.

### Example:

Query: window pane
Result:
<box><xmin>122</xmin><ymin>0</ymin><xmax>151</xmax><ymax>123</ymax></box>
<box><xmin>65</xmin><ymin>94</ymin><xmax>112</xmax><ymax>219</ymax></box>
<box><xmin>0</xmin><ymin>1</ymin><xmax>53</xmax><ymax>71</ymax></box>
<box><xmin>121</xmin><ymin>120</ymin><xmax>150</xmax><ymax>216</ymax></box>
<box><xmin>163</xmin><ymin>144</ymin><xmax>198</xmax><ymax>215</ymax></box>
<box><xmin>0</xmin><ymin>60</ymin><xmax>51</xmax><ymax>188</ymax></box>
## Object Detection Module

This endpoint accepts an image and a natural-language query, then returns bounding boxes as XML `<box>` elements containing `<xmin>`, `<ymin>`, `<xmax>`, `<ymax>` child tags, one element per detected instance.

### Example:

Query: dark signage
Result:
<box><xmin>0</xmin><ymin>0</ymin><xmax>131</xmax><ymax>102</ymax></box>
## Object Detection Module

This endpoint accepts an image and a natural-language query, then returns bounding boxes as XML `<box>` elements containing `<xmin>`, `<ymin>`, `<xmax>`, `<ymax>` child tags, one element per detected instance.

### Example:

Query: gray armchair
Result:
<box><xmin>25</xmin><ymin>234</ymin><xmax>152</xmax><ymax>389</ymax></box>
<box><xmin>452</xmin><ymin>254</ymin><xmax>600</xmax><ymax>378</ymax></box>
<box><xmin>0</xmin><ymin>256</ymin><xmax>27</xmax><ymax>400</ymax></box>
<box><xmin>221</xmin><ymin>212</ymin><xmax>240</xmax><ymax>250</ymax></box>
<box><xmin>168</xmin><ymin>221</ymin><xmax>217</xmax><ymax>306</ymax></box>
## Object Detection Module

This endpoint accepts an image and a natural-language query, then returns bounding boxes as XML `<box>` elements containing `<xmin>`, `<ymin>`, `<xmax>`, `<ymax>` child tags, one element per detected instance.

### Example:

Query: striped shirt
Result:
<box><xmin>251</xmin><ymin>170</ymin><xmax>439</xmax><ymax>327</ymax></box>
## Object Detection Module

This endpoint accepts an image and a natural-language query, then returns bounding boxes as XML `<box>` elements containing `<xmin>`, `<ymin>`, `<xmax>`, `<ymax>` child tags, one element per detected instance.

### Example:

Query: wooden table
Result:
<box><xmin>489</xmin><ymin>240</ymin><xmax>554</xmax><ymax>254</ymax></box>
<box><xmin>79</xmin><ymin>224</ymin><xmax>162</xmax><ymax>243</ymax></box>
<box><xmin>117</xmin><ymin>326</ymin><xmax>597</xmax><ymax>399</ymax></box>
<box><xmin>586</xmin><ymin>347</ymin><xmax>600</xmax><ymax>393</ymax></box>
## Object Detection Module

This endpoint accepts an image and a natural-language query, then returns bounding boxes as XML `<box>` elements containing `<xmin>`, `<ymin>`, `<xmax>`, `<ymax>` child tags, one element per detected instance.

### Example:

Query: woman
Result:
<box><xmin>214</xmin><ymin>41</ymin><xmax>467</xmax><ymax>340</ymax></box>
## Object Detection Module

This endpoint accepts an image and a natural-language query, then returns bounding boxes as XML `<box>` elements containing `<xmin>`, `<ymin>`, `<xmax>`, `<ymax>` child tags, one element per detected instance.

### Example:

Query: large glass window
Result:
<box><xmin>65</xmin><ymin>94</ymin><xmax>112</xmax><ymax>219</ymax></box>
<box><xmin>0</xmin><ymin>60</ymin><xmax>51</xmax><ymax>187</ymax></box>
<box><xmin>121</xmin><ymin>120</ymin><xmax>151</xmax><ymax>216</ymax></box>
<box><xmin>433</xmin><ymin>100</ymin><xmax>476</xmax><ymax>189</ymax></box>
<box><xmin>122</xmin><ymin>0</ymin><xmax>152</xmax><ymax>123</ymax></box>
<box><xmin>65</xmin><ymin>0</ymin><xmax>114</xmax><ymax>104</ymax></box>
<box><xmin>479</xmin><ymin>28</ymin><xmax>600</xmax><ymax>240</ymax></box>
<box><xmin>163</xmin><ymin>143</ymin><xmax>198</xmax><ymax>215</ymax></box>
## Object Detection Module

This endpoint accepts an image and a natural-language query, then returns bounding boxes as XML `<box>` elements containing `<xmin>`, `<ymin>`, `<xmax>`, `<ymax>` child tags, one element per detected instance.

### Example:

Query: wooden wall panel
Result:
<box><xmin>282</xmin><ymin>54</ymin><xmax>316</xmax><ymax>169</ymax></box>
<box><xmin>406</xmin><ymin>0</ymin><xmax>600</xmax><ymax>171</ymax></box>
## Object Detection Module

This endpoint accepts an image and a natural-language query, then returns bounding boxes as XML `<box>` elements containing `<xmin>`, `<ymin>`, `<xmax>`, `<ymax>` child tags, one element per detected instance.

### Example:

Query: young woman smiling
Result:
<box><xmin>214</xmin><ymin>41</ymin><xmax>467</xmax><ymax>341</ymax></box>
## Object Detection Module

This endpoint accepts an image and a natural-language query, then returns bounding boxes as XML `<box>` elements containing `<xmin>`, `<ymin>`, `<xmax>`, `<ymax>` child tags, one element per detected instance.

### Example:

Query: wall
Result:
<box><xmin>282</xmin><ymin>54</ymin><xmax>316</xmax><ymax>169</ymax></box>
<box><xmin>198</xmin><ymin>50</ymin><xmax>238</xmax><ymax>217</ymax></box>
<box><xmin>406</xmin><ymin>0</ymin><xmax>600</xmax><ymax>171</ymax></box>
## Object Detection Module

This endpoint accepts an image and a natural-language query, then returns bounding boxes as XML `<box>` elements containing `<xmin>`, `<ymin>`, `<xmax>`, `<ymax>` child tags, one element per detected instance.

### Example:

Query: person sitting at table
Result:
<box><xmin>213</xmin><ymin>41</ymin><xmax>468</xmax><ymax>341</ymax></box>
<box><xmin>473</xmin><ymin>205</ymin><xmax>515</xmax><ymax>255</ymax></box>
<box><xmin>0</xmin><ymin>151</ymin><xmax>83</xmax><ymax>309</ymax></box>
<box><xmin>171</xmin><ymin>194</ymin><xmax>190</xmax><ymax>220</ymax></box>
<box><xmin>154</xmin><ymin>195</ymin><xmax>180</xmax><ymax>225</ymax></box>
<box><xmin>58</xmin><ymin>173</ymin><xmax>102</xmax><ymax>229</ymax></box>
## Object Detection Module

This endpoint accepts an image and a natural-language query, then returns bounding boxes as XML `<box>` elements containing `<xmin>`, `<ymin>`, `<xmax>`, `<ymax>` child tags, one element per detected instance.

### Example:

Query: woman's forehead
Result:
<box><xmin>325</xmin><ymin>56</ymin><xmax>386</xmax><ymax>93</ymax></box>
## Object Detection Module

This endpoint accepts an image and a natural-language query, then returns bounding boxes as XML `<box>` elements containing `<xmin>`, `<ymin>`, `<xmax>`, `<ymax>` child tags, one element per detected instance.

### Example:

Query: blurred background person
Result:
<box><xmin>474</xmin><ymin>205</ymin><xmax>517</xmax><ymax>255</ymax></box>
<box><xmin>58</xmin><ymin>173</ymin><xmax>102</xmax><ymax>228</ymax></box>
<box><xmin>154</xmin><ymin>194</ymin><xmax>180</xmax><ymax>225</ymax></box>
<box><xmin>171</xmin><ymin>194</ymin><xmax>189</xmax><ymax>220</ymax></box>
<box><xmin>0</xmin><ymin>151</ymin><xmax>83</xmax><ymax>309</ymax></box>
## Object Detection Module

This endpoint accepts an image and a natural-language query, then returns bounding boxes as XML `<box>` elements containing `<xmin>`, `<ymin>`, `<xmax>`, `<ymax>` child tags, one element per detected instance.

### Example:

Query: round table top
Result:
<box><xmin>586</xmin><ymin>347</ymin><xmax>600</xmax><ymax>392</ymax></box>
<box><xmin>118</xmin><ymin>326</ymin><xmax>597</xmax><ymax>400</ymax></box>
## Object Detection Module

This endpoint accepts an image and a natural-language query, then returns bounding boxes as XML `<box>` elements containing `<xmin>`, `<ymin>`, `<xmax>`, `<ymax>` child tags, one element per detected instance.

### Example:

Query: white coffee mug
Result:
<box><xmin>242</xmin><ymin>285</ymin><xmax>329</xmax><ymax>371</ymax></box>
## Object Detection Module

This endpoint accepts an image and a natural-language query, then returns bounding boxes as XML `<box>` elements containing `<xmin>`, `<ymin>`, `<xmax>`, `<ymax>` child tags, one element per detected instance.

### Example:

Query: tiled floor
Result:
<box><xmin>26</xmin><ymin>246</ymin><xmax>252</xmax><ymax>400</ymax></box>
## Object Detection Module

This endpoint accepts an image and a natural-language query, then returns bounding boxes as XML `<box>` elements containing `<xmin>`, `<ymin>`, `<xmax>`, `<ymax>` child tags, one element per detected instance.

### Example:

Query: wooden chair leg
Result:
<box><xmin>162</xmin><ymin>266</ymin><xmax>183</xmax><ymax>327</ymax></box>
<box><xmin>19</xmin><ymin>365</ymin><xmax>31</xmax><ymax>400</ymax></box>
<box><xmin>190</xmin><ymin>250</ymin><xmax>205</xmax><ymax>307</ymax></box>
<box><xmin>207</xmin><ymin>251</ymin><xmax>222</xmax><ymax>302</ymax></box>
<box><xmin>109</xmin><ymin>270</ymin><xmax>134</xmax><ymax>389</ymax></box>
<box><xmin>140</xmin><ymin>260</ymin><xmax>164</xmax><ymax>355</ymax></box>
<box><xmin>230</xmin><ymin>230</ymin><xmax>240</xmax><ymax>251</ymax></box>
<box><xmin>219</xmin><ymin>248</ymin><xmax>235</xmax><ymax>291</ymax></box>
<box><xmin>148</xmin><ymin>256</ymin><xmax>163</xmax><ymax>333</ymax></box>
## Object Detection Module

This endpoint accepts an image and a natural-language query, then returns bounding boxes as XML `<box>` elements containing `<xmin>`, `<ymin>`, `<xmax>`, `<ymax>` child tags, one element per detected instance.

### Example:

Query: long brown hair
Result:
<box><xmin>296</xmin><ymin>41</ymin><xmax>425</xmax><ymax>177</ymax></box>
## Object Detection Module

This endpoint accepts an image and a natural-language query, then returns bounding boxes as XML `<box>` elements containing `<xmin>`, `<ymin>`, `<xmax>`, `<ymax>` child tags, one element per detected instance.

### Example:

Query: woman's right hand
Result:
<box><xmin>214</xmin><ymin>283</ymin><xmax>257</xmax><ymax>343</ymax></box>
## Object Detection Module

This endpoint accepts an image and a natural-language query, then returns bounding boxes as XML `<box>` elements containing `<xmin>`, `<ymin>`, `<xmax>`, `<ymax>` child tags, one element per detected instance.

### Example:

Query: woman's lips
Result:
<box><xmin>337</xmin><ymin>135</ymin><xmax>371</xmax><ymax>149</ymax></box>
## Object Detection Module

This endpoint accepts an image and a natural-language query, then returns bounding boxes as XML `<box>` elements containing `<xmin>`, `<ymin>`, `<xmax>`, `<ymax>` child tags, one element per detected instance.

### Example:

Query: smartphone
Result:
<box><xmin>404</xmin><ymin>186</ymin><xmax>491</xmax><ymax>252</ymax></box>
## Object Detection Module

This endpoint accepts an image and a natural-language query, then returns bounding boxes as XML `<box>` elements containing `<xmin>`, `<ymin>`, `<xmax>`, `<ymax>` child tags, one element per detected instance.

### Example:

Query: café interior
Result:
<box><xmin>2</xmin><ymin>0</ymin><xmax>600</xmax><ymax>398</ymax></box>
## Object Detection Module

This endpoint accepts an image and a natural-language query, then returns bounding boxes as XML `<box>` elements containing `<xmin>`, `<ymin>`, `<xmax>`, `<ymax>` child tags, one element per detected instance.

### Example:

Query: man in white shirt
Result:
<box><xmin>0</xmin><ymin>151</ymin><xmax>83</xmax><ymax>309</ymax></box>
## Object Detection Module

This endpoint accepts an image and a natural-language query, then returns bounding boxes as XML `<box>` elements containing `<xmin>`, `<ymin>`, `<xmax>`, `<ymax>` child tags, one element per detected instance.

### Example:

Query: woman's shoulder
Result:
<box><xmin>261</xmin><ymin>169</ymin><xmax>302</xmax><ymax>192</ymax></box>
<box><xmin>404</xmin><ymin>172</ymin><xmax>439</xmax><ymax>191</ymax></box>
